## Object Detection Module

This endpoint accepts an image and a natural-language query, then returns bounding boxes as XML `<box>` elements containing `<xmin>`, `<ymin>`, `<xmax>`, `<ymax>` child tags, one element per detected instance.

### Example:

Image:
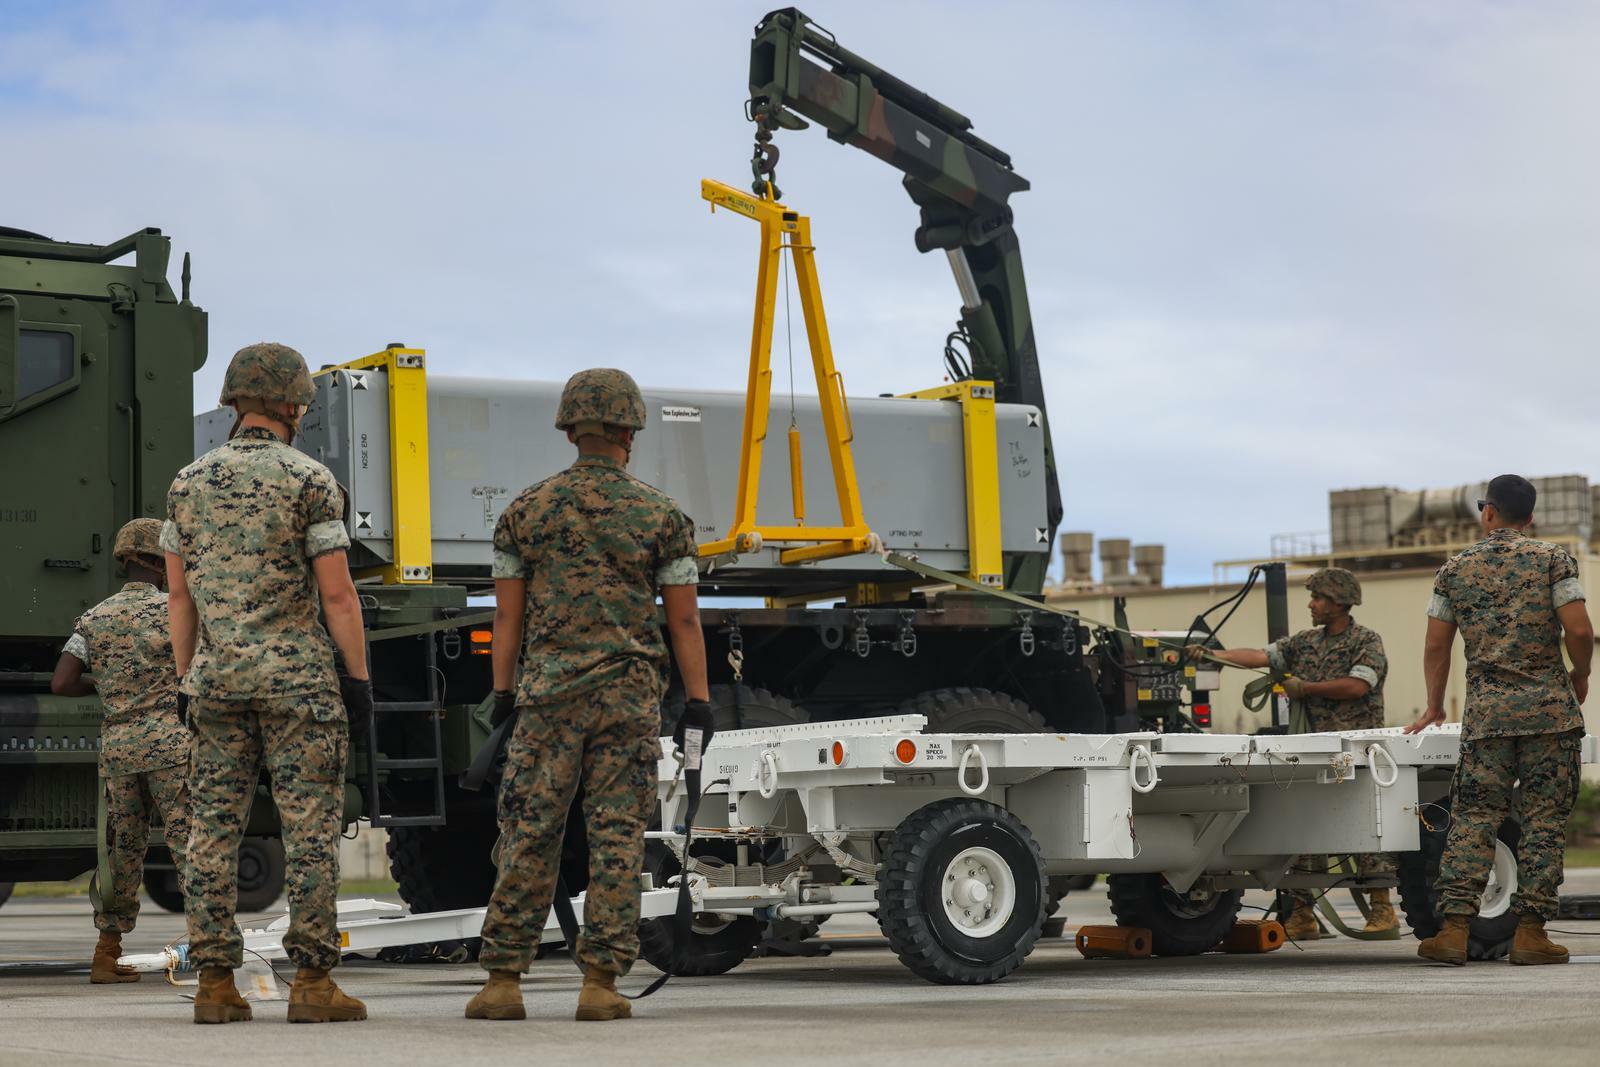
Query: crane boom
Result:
<box><xmin>747</xmin><ymin>8</ymin><xmax>1062</xmax><ymax>593</ymax></box>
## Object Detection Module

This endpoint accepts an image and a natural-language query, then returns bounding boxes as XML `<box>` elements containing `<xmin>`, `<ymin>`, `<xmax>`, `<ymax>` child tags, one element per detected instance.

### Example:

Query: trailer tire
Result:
<box><xmin>1396</xmin><ymin>796</ymin><xmax>1521</xmax><ymax>961</ymax></box>
<box><xmin>898</xmin><ymin>688</ymin><xmax>1046</xmax><ymax>734</ymax></box>
<box><xmin>638</xmin><ymin>841</ymin><xmax>759</xmax><ymax>976</ymax></box>
<box><xmin>1107</xmin><ymin>874</ymin><xmax>1242</xmax><ymax>956</ymax></box>
<box><xmin>878</xmin><ymin>798</ymin><xmax>1046</xmax><ymax>985</ymax></box>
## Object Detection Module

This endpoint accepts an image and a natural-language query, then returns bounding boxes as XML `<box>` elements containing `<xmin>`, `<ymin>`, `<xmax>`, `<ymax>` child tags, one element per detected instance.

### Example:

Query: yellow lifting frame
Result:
<box><xmin>898</xmin><ymin>381</ymin><xmax>1005</xmax><ymax>588</ymax></box>
<box><xmin>314</xmin><ymin>346</ymin><xmax>434</xmax><ymax>585</ymax></box>
<box><xmin>698</xmin><ymin>178</ymin><xmax>874</xmax><ymax>565</ymax></box>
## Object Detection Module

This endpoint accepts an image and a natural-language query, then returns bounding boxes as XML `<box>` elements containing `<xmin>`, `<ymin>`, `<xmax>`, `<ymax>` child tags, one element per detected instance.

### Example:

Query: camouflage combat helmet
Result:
<box><xmin>218</xmin><ymin>342</ymin><xmax>315</xmax><ymax>406</ymax></box>
<box><xmin>555</xmin><ymin>368</ymin><xmax>646</xmax><ymax>433</ymax></box>
<box><xmin>112</xmin><ymin>518</ymin><xmax>165</xmax><ymax>565</ymax></box>
<box><xmin>1305</xmin><ymin>567</ymin><xmax>1362</xmax><ymax>607</ymax></box>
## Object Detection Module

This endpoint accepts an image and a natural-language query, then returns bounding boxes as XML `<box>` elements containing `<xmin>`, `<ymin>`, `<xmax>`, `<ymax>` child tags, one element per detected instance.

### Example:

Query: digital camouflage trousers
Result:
<box><xmin>1436</xmin><ymin>728</ymin><xmax>1582</xmax><ymax>921</ymax></box>
<box><xmin>478</xmin><ymin>682</ymin><xmax>660</xmax><ymax>975</ymax></box>
<box><xmin>95</xmin><ymin>765</ymin><xmax>191</xmax><ymax>934</ymax></box>
<box><xmin>185</xmin><ymin>692</ymin><xmax>348</xmax><ymax>970</ymax></box>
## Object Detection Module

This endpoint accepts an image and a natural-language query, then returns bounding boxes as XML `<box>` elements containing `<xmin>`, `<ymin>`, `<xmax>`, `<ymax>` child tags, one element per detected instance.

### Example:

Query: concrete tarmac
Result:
<box><xmin>3</xmin><ymin>874</ymin><xmax>1598</xmax><ymax>1067</ymax></box>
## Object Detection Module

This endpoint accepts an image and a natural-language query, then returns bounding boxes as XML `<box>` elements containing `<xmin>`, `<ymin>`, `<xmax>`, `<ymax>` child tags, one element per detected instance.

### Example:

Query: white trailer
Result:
<box><xmin>646</xmin><ymin>715</ymin><xmax>1599</xmax><ymax>983</ymax></box>
<box><xmin>122</xmin><ymin>717</ymin><xmax>1596</xmax><ymax>984</ymax></box>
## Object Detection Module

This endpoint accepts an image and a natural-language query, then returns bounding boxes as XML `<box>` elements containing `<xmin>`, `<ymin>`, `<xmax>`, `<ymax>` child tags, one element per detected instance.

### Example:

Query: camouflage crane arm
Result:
<box><xmin>746</xmin><ymin>7</ymin><xmax>1062</xmax><ymax>593</ymax></box>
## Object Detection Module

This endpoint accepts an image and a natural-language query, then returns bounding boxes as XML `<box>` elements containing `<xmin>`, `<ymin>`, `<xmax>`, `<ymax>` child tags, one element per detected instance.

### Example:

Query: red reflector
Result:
<box><xmin>1193</xmin><ymin>703</ymin><xmax>1212</xmax><ymax>728</ymax></box>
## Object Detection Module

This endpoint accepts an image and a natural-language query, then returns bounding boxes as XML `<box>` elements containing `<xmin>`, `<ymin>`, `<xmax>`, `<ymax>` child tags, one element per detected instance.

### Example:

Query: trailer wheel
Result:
<box><xmin>1397</xmin><ymin>796</ymin><xmax>1521</xmax><ymax>960</ymax></box>
<box><xmin>878</xmin><ymin>798</ymin><xmax>1046</xmax><ymax>984</ymax></box>
<box><xmin>1107</xmin><ymin>874</ymin><xmax>1242</xmax><ymax>956</ymax></box>
<box><xmin>898</xmin><ymin>688</ymin><xmax>1046</xmax><ymax>734</ymax></box>
<box><xmin>638</xmin><ymin>841</ymin><xmax>759</xmax><ymax>976</ymax></box>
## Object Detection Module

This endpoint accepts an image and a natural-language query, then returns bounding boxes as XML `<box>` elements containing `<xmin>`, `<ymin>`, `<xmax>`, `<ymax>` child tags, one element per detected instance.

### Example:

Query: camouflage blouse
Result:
<box><xmin>162</xmin><ymin>426</ymin><xmax>350</xmax><ymax>699</ymax></box>
<box><xmin>1265</xmin><ymin>620</ymin><xmax>1387</xmax><ymax>731</ymax></box>
<box><xmin>65</xmin><ymin>582</ymin><xmax>189</xmax><ymax>775</ymax></box>
<box><xmin>492</xmin><ymin>454</ymin><xmax>698</xmax><ymax>705</ymax></box>
<box><xmin>1428</xmin><ymin>528</ymin><xmax>1585</xmax><ymax>741</ymax></box>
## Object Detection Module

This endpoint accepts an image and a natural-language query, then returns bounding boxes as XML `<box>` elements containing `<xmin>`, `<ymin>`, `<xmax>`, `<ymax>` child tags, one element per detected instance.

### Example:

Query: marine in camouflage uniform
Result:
<box><xmin>467</xmin><ymin>368</ymin><xmax>708</xmax><ymax>1024</ymax></box>
<box><xmin>52</xmin><ymin>519</ymin><xmax>191</xmax><ymax>984</ymax></box>
<box><xmin>1191</xmin><ymin>567</ymin><xmax>1396</xmax><ymax>938</ymax></box>
<box><xmin>163</xmin><ymin>342</ymin><xmax>371</xmax><ymax>1022</ymax></box>
<box><xmin>1413</xmin><ymin>475</ymin><xmax>1589</xmax><ymax>966</ymax></box>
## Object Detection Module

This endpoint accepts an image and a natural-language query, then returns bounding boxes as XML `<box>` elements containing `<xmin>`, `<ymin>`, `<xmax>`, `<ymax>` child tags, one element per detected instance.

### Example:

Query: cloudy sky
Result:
<box><xmin>7</xmin><ymin>1</ymin><xmax>1598</xmax><ymax>584</ymax></box>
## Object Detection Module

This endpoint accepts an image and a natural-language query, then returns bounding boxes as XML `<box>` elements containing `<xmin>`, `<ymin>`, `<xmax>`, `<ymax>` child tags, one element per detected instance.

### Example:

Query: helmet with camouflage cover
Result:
<box><xmin>555</xmin><ymin>368</ymin><xmax>646</xmax><ymax>434</ymax></box>
<box><xmin>1305</xmin><ymin>566</ymin><xmax>1362</xmax><ymax>607</ymax></box>
<box><xmin>218</xmin><ymin>342</ymin><xmax>315</xmax><ymax>406</ymax></box>
<box><xmin>112</xmin><ymin>518</ymin><xmax>165</xmax><ymax>565</ymax></box>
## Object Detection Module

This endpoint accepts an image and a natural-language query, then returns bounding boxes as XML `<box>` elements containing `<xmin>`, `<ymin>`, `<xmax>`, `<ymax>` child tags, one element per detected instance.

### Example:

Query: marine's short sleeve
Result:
<box><xmin>1349</xmin><ymin>630</ymin><xmax>1386</xmax><ymax>690</ymax></box>
<box><xmin>491</xmin><ymin>503</ymin><xmax>528</xmax><ymax>580</ymax></box>
<box><xmin>1550</xmin><ymin>549</ymin><xmax>1584</xmax><ymax>609</ymax></box>
<box><xmin>655</xmin><ymin>557</ymin><xmax>700</xmax><ymax>586</ymax></box>
<box><xmin>1265</xmin><ymin>636</ymin><xmax>1294</xmax><ymax>676</ymax></box>
<box><xmin>302</xmin><ymin>468</ymin><xmax>350</xmax><ymax>560</ymax></box>
<box><xmin>161</xmin><ymin>481</ymin><xmax>183</xmax><ymax>555</ymax></box>
<box><xmin>63</xmin><ymin>629</ymin><xmax>89</xmax><ymax>665</ymax></box>
<box><xmin>1427</xmin><ymin>564</ymin><xmax>1456</xmax><ymax>624</ymax></box>
<box><xmin>660</xmin><ymin>508</ymin><xmax>697</xmax><ymax>562</ymax></box>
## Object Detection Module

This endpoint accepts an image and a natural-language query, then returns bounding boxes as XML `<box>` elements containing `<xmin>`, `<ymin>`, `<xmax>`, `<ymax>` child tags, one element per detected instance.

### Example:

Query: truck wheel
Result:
<box><xmin>1397</xmin><ymin>796</ymin><xmax>1521</xmax><ymax>960</ymax></box>
<box><xmin>1108</xmin><ymin>874</ymin><xmax>1242</xmax><ymax>956</ymax></box>
<box><xmin>898</xmin><ymin>688</ymin><xmax>1046</xmax><ymax>734</ymax></box>
<box><xmin>663</xmin><ymin>685</ymin><xmax>808</xmax><ymax>737</ymax></box>
<box><xmin>387</xmin><ymin>821</ymin><xmax>499</xmax><ymax>961</ymax></box>
<box><xmin>0</xmin><ymin>882</ymin><xmax>12</xmax><ymax>909</ymax></box>
<box><xmin>878</xmin><ymin>798</ymin><xmax>1046</xmax><ymax>984</ymax></box>
<box><xmin>236</xmin><ymin>837</ymin><xmax>287</xmax><ymax>913</ymax></box>
<box><xmin>142</xmin><ymin>869</ymin><xmax>185</xmax><ymax>913</ymax></box>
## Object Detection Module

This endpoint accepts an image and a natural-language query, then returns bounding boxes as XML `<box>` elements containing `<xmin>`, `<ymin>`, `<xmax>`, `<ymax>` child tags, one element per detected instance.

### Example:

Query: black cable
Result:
<box><xmin>943</xmin><ymin>327</ymin><xmax>973</xmax><ymax>382</ymax></box>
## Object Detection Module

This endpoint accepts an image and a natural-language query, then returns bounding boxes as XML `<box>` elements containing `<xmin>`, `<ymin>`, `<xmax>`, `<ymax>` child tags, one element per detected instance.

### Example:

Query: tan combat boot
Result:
<box><xmin>464</xmin><ymin>970</ymin><xmax>525</xmax><ymax>1021</ymax></box>
<box><xmin>1509</xmin><ymin>916</ymin><xmax>1569</xmax><ymax>966</ymax></box>
<box><xmin>89</xmin><ymin>931</ymin><xmax>140</xmax><ymax>984</ymax></box>
<box><xmin>575</xmin><ymin>966</ymin><xmax>631</xmax><ymax>1022</ymax></box>
<box><xmin>1362</xmin><ymin>889</ymin><xmax>1400</xmax><ymax>936</ymax></box>
<box><xmin>1417</xmin><ymin>915</ymin><xmax>1470</xmax><ymax>965</ymax></box>
<box><xmin>1283</xmin><ymin>904</ymin><xmax>1322</xmax><ymax>941</ymax></box>
<box><xmin>193</xmin><ymin>966</ymin><xmax>253</xmax><ymax>1024</ymax></box>
<box><xmin>286</xmin><ymin>967</ymin><xmax>368</xmax><ymax>1023</ymax></box>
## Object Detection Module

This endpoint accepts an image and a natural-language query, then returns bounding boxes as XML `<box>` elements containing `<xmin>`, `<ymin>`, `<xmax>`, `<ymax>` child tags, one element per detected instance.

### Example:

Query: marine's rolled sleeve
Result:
<box><xmin>1551</xmin><ymin>551</ymin><xmax>1584</xmax><ymax>609</ymax></box>
<box><xmin>491</xmin><ymin>509</ymin><xmax>528</xmax><ymax>580</ymax></box>
<box><xmin>301</xmin><ymin>469</ymin><xmax>350</xmax><ymax>560</ymax></box>
<box><xmin>63</xmin><ymin>630</ymin><xmax>89</xmax><ymax>664</ymax></box>
<box><xmin>1426</xmin><ymin>593</ymin><xmax>1456</xmax><ymax>623</ymax></box>
<box><xmin>1349</xmin><ymin>664</ymin><xmax>1379</xmax><ymax>687</ymax></box>
<box><xmin>1265</xmin><ymin>638</ymin><xmax>1293</xmax><ymax>676</ymax></box>
<box><xmin>159</xmin><ymin>519</ymin><xmax>181</xmax><ymax>555</ymax></box>
<box><xmin>655</xmin><ymin>556</ymin><xmax>699</xmax><ymax>586</ymax></box>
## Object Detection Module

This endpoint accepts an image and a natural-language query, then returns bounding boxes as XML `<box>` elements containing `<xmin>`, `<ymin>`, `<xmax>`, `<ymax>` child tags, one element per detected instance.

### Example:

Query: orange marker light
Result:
<box><xmin>469</xmin><ymin>629</ymin><xmax>493</xmax><ymax>656</ymax></box>
<box><xmin>831</xmin><ymin>741</ymin><xmax>846</xmax><ymax>766</ymax></box>
<box><xmin>894</xmin><ymin>738</ymin><xmax>917</xmax><ymax>764</ymax></box>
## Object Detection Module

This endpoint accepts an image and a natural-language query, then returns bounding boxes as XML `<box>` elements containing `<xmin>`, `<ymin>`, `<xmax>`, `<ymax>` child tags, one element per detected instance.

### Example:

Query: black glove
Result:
<box><xmin>490</xmin><ymin>689</ymin><xmax>518</xmax><ymax>728</ymax></box>
<box><xmin>673</xmin><ymin>698</ymin><xmax>715</xmax><ymax>769</ymax></box>
<box><xmin>340</xmin><ymin>676</ymin><xmax>375</xmax><ymax>742</ymax></box>
<box><xmin>177</xmin><ymin>690</ymin><xmax>192</xmax><ymax>733</ymax></box>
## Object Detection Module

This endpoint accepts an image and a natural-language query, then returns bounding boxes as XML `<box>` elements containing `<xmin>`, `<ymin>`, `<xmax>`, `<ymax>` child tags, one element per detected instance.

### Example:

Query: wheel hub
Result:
<box><xmin>941</xmin><ymin>846</ymin><xmax>1016</xmax><ymax>937</ymax></box>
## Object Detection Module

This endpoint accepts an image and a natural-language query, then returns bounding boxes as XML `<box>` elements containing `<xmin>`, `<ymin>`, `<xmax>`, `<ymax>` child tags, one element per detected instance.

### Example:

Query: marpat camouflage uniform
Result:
<box><xmin>65</xmin><ymin>582</ymin><xmax>191</xmax><ymax>934</ymax></box>
<box><xmin>162</xmin><ymin>424</ymin><xmax>352</xmax><ymax>970</ymax></box>
<box><xmin>477</xmin><ymin>453</ymin><xmax>698</xmax><ymax>975</ymax></box>
<box><xmin>1427</xmin><ymin>528</ymin><xmax>1586</xmax><ymax>920</ymax></box>
<box><xmin>1266</xmin><ymin>619</ymin><xmax>1394</xmax><ymax>894</ymax></box>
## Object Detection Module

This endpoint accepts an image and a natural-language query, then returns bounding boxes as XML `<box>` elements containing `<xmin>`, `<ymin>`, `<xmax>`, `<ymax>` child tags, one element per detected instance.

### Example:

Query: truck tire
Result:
<box><xmin>638</xmin><ymin>841</ymin><xmax>759</xmax><ymax>976</ymax></box>
<box><xmin>387</xmin><ymin>822</ymin><xmax>499</xmax><ymax>961</ymax></box>
<box><xmin>663</xmin><ymin>685</ymin><xmax>808</xmax><ymax>737</ymax></box>
<box><xmin>1397</xmin><ymin>796</ymin><xmax>1521</xmax><ymax>960</ymax></box>
<box><xmin>1108</xmin><ymin>874</ymin><xmax>1242</xmax><ymax>956</ymax></box>
<box><xmin>142</xmin><ymin>870</ymin><xmax>184</xmax><ymax>913</ymax></box>
<box><xmin>878</xmin><ymin>797</ymin><xmax>1046</xmax><ymax>985</ymax></box>
<box><xmin>898</xmin><ymin>688</ymin><xmax>1047</xmax><ymax>734</ymax></box>
<box><xmin>0</xmin><ymin>882</ymin><xmax>12</xmax><ymax>909</ymax></box>
<box><xmin>236</xmin><ymin>837</ymin><xmax>287</xmax><ymax>913</ymax></box>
